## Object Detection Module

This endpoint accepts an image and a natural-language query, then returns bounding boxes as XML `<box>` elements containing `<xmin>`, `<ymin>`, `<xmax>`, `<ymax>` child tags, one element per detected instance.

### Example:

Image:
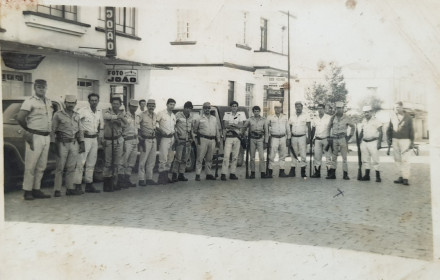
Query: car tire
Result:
<box><xmin>185</xmin><ymin>145</ymin><xmax>196</xmax><ymax>172</ymax></box>
<box><xmin>3</xmin><ymin>150</ymin><xmax>21</xmax><ymax>192</ymax></box>
<box><xmin>93</xmin><ymin>149</ymin><xmax>105</xmax><ymax>182</ymax></box>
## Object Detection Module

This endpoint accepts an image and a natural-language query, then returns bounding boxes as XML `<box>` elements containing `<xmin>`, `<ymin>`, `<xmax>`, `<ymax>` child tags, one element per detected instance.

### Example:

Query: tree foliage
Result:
<box><xmin>357</xmin><ymin>94</ymin><xmax>383</xmax><ymax>112</ymax></box>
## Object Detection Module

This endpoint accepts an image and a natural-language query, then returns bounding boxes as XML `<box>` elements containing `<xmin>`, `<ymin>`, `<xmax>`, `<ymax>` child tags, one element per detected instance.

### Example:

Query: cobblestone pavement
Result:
<box><xmin>4</xmin><ymin>146</ymin><xmax>432</xmax><ymax>260</ymax></box>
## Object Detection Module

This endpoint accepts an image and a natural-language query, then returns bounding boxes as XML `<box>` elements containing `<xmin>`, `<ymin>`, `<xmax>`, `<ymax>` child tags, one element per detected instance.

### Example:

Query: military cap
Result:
<box><xmin>34</xmin><ymin>79</ymin><xmax>47</xmax><ymax>86</ymax></box>
<box><xmin>295</xmin><ymin>101</ymin><xmax>303</xmax><ymax>106</ymax></box>
<box><xmin>65</xmin><ymin>95</ymin><xmax>77</xmax><ymax>102</ymax></box>
<box><xmin>184</xmin><ymin>101</ymin><xmax>193</xmax><ymax>109</ymax></box>
<box><xmin>129</xmin><ymin>99</ymin><xmax>139</xmax><ymax>107</ymax></box>
<box><xmin>146</xmin><ymin>99</ymin><xmax>156</xmax><ymax>104</ymax></box>
<box><xmin>335</xmin><ymin>101</ymin><xmax>344</xmax><ymax>108</ymax></box>
<box><xmin>362</xmin><ymin>105</ymin><xmax>372</xmax><ymax>112</ymax></box>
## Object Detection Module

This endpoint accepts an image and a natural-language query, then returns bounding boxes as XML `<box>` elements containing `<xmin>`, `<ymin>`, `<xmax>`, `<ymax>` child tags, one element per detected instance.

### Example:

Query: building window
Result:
<box><xmin>37</xmin><ymin>5</ymin><xmax>77</xmax><ymax>21</ymax></box>
<box><xmin>241</xmin><ymin>12</ymin><xmax>249</xmax><ymax>45</ymax></box>
<box><xmin>99</xmin><ymin>7</ymin><xmax>136</xmax><ymax>36</ymax></box>
<box><xmin>77</xmin><ymin>79</ymin><xmax>99</xmax><ymax>101</ymax></box>
<box><xmin>176</xmin><ymin>9</ymin><xmax>196</xmax><ymax>41</ymax></box>
<box><xmin>245</xmin><ymin>83</ymin><xmax>254</xmax><ymax>114</ymax></box>
<box><xmin>2</xmin><ymin>71</ymin><xmax>32</xmax><ymax>98</ymax></box>
<box><xmin>260</xmin><ymin>18</ymin><xmax>268</xmax><ymax>51</ymax></box>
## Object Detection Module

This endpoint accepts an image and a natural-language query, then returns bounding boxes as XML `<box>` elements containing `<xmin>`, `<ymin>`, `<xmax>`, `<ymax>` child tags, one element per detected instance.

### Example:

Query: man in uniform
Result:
<box><xmin>102</xmin><ymin>96</ymin><xmax>127</xmax><ymax>191</ymax></box>
<box><xmin>327</xmin><ymin>101</ymin><xmax>355</xmax><ymax>180</ymax></box>
<box><xmin>359</xmin><ymin>105</ymin><xmax>383</xmax><ymax>182</ymax></box>
<box><xmin>16</xmin><ymin>79</ymin><xmax>53</xmax><ymax>200</ymax></box>
<box><xmin>221</xmin><ymin>101</ymin><xmax>246</xmax><ymax>181</ymax></box>
<box><xmin>310</xmin><ymin>103</ymin><xmax>332</xmax><ymax>178</ymax></box>
<box><xmin>156</xmin><ymin>98</ymin><xmax>177</xmax><ymax>184</ymax></box>
<box><xmin>138</xmin><ymin>99</ymin><xmax>158</xmax><ymax>186</ymax></box>
<box><xmin>243</xmin><ymin>105</ymin><xmax>267</xmax><ymax>179</ymax></box>
<box><xmin>171</xmin><ymin>101</ymin><xmax>196</xmax><ymax>182</ymax></box>
<box><xmin>50</xmin><ymin>95</ymin><xmax>85</xmax><ymax>197</ymax></box>
<box><xmin>387</xmin><ymin>101</ymin><xmax>414</xmax><ymax>186</ymax></box>
<box><xmin>119</xmin><ymin>99</ymin><xmax>139</xmax><ymax>188</ymax></box>
<box><xmin>288</xmin><ymin>101</ymin><xmax>311</xmax><ymax>178</ymax></box>
<box><xmin>264</xmin><ymin>101</ymin><xmax>290</xmax><ymax>178</ymax></box>
<box><xmin>193</xmin><ymin>102</ymin><xmax>221</xmax><ymax>181</ymax></box>
<box><xmin>74</xmin><ymin>93</ymin><xmax>102</xmax><ymax>194</ymax></box>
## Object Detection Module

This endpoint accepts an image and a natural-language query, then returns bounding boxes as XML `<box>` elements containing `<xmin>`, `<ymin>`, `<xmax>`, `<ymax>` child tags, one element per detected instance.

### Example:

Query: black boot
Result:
<box><xmin>394</xmin><ymin>177</ymin><xmax>403</xmax><ymax>184</ymax></box>
<box><xmin>326</xmin><ymin>168</ymin><xmax>336</xmax><ymax>179</ymax></box>
<box><xmin>266</xmin><ymin>169</ymin><xmax>273</xmax><ymax>179</ymax></box>
<box><xmin>326</xmin><ymin>167</ymin><xmax>330</xmax><ymax>177</ymax></box>
<box><xmin>402</xmin><ymin>179</ymin><xmax>410</xmax><ymax>185</ymax></box>
<box><xmin>103</xmin><ymin>177</ymin><xmax>112</xmax><ymax>192</ymax></box>
<box><xmin>125</xmin><ymin>175</ymin><xmax>136</xmax><ymax>187</ymax></box>
<box><xmin>178</xmin><ymin>173</ymin><xmax>188</xmax><ymax>181</ymax></box>
<box><xmin>172</xmin><ymin>173</ymin><xmax>178</xmax><ymax>183</ymax></box>
<box><xmin>311</xmin><ymin>166</ymin><xmax>320</xmax><ymax>178</ymax></box>
<box><xmin>301</xmin><ymin>167</ymin><xmax>307</xmax><ymax>178</ymax></box>
<box><xmin>195</xmin><ymin>174</ymin><xmax>201</xmax><ymax>181</ymax></box>
<box><xmin>220</xmin><ymin>174</ymin><xmax>227</xmax><ymax>181</ymax></box>
<box><xmin>114</xmin><ymin>174</ymin><xmax>124</xmax><ymax>190</ymax></box>
<box><xmin>24</xmin><ymin>190</ymin><xmax>34</xmax><ymax>200</ymax></box>
<box><xmin>361</xmin><ymin>169</ymin><xmax>370</xmax><ymax>181</ymax></box>
<box><xmin>279</xmin><ymin>169</ymin><xmax>289</xmax><ymax>178</ymax></box>
<box><xmin>249</xmin><ymin>172</ymin><xmax>255</xmax><ymax>179</ymax></box>
<box><xmin>288</xmin><ymin>167</ymin><xmax>296</xmax><ymax>177</ymax></box>
<box><xmin>75</xmin><ymin>184</ymin><xmax>84</xmax><ymax>194</ymax></box>
<box><xmin>85</xmin><ymin>182</ymin><xmax>101</xmax><ymax>193</ymax></box>
<box><xmin>343</xmin><ymin>171</ymin><xmax>350</xmax><ymax>180</ymax></box>
<box><xmin>375</xmin><ymin>171</ymin><xmax>381</xmax><ymax>182</ymax></box>
<box><xmin>229</xmin><ymin>174</ymin><xmax>238</xmax><ymax>180</ymax></box>
<box><xmin>139</xmin><ymin>180</ymin><xmax>147</xmax><ymax>186</ymax></box>
<box><xmin>260</xmin><ymin>172</ymin><xmax>267</xmax><ymax>179</ymax></box>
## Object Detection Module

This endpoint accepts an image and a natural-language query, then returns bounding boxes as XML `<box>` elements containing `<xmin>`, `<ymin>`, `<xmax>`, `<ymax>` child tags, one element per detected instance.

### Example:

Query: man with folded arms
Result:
<box><xmin>16</xmin><ymin>79</ymin><xmax>53</xmax><ymax>200</ymax></box>
<box><xmin>138</xmin><ymin>99</ymin><xmax>158</xmax><ymax>186</ymax></box>
<box><xmin>50</xmin><ymin>95</ymin><xmax>85</xmax><ymax>197</ymax></box>
<box><xmin>74</xmin><ymin>93</ymin><xmax>102</xmax><ymax>194</ymax></box>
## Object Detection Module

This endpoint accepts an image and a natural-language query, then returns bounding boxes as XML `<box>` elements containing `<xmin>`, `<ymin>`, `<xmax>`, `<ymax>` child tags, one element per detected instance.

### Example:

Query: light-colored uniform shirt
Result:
<box><xmin>122</xmin><ymin>111</ymin><xmax>138</xmax><ymax>137</ymax></box>
<box><xmin>266</xmin><ymin>113</ymin><xmax>290</xmax><ymax>138</ymax></box>
<box><xmin>51</xmin><ymin>110</ymin><xmax>83</xmax><ymax>142</ymax></box>
<box><xmin>329</xmin><ymin>114</ymin><xmax>353</xmax><ymax>136</ymax></box>
<box><xmin>244</xmin><ymin>116</ymin><xmax>266</xmax><ymax>134</ymax></box>
<box><xmin>289</xmin><ymin>112</ymin><xmax>310</xmax><ymax>135</ymax></box>
<box><xmin>194</xmin><ymin>114</ymin><xmax>218</xmax><ymax>137</ymax></box>
<box><xmin>156</xmin><ymin>110</ymin><xmax>176</xmax><ymax>135</ymax></box>
<box><xmin>20</xmin><ymin>95</ymin><xmax>53</xmax><ymax>131</ymax></box>
<box><xmin>175</xmin><ymin>111</ymin><xmax>194</xmax><ymax>140</ymax></box>
<box><xmin>224</xmin><ymin>111</ymin><xmax>246</xmax><ymax>135</ymax></box>
<box><xmin>103</xmin><ymin>108</ymin><xmax>125</xmax><ymax>137</ymax></box>
<box><xmin>312</xmin><ymin>114</ymin><xmax>332</xmax><ymax>138</ymax></box>
<box><xmin>361</xmin><ymin>117</ymin><xmax>382</xmax><ymax>139</ymax></box>
<box><xmin>76</xmin><ymin>106</ymin><xmax>102</xmax><ymax>135</ymax></box>
<box><xmin>138</xmin><ymin>111</ymin><xmax>157</xmax><ymax>137</ymax></box>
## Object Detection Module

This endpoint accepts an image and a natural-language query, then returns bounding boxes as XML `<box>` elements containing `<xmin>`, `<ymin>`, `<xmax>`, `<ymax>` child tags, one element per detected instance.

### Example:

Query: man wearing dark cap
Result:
<box><xmin>138</xmin><ymin>99</ymin><xmax>158</xmax><ymax>186</ymax></box>
<box><xmin>118</xmin><ymin>99</ymin><xmax>139</xmax><ymax>188</ymax></box>
<box><xmin>171</xmin><ymin>101</ymin><xmax>196</xmax><ymax>182</ymax></box>
<box><xmin>102</xmin><ymin>96</ymin><xmax>127</xmax><ymax>191</ymax></box>
<box><xmin>156</xmin><ymin>98</ymin><xmax>177</xmax><ymax>184</ymax></box>
<box><xmin>50</xmin><ymin>95</ymin><xmax>85</xmax><ymax>197</ymax></box>
<box><xmin>16</xmin><ymin>79</ymin><xmax>53</xmax><ymax>200</ymax></box>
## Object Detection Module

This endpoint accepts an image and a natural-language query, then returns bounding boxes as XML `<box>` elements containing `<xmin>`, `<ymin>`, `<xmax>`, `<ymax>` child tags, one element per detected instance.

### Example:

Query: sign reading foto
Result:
<box><xmin>105</xmin><ymin>7</ymin><xmax>117</xmax><ymax>57</ymax></box>
<box><xmin>107</xmin><ymin>70</ymin><xmax>138</xmax><ymax>84</ymax></box>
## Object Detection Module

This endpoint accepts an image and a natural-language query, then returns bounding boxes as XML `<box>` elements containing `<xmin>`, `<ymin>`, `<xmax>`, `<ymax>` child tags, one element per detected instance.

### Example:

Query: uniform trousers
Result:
<box><xmin>250</xmin><ymin>138</ymin><xmax>265</xmax><ymax>172</ymax></box>
<box><xmin>221</xmin><ymin>137</ymin><xmax>240</xmax><ymax>175</ymax></box>
<box><xmin>22</xmin><ymin>134</ymin><xmax>50</xmax><ymax>191</ymax></box>
<box><xmin>329</xmin><ymin>137</ymin><xmax>348</xmax><ymax>171</ymax></box>
<box><xmin>268</xmin><ymin>136</ymin><xmax>287</xmax><ymax>169</ymax></box>
<box><xmin>138</xmin><ymin>138</ymin><xmax>156</xmax><ymax>181</ymax></box>
<box><xmin>158</xmin><ymin>137</ymin><xmax>175</xmax><ymax>172</ymax></box>
<box><xmin>74</xmin><ymin>137</ymin><xmax>98</xmax><ymax>184</ymax></box>
<box><xmin>119</xmin><ymin>138</ymin><xmax>138</xmax><ymax>175</ymax></box>
<box><xmin>196</xmin><ymin>137</ymin><xmax>216</xmax><ymax>176</ymax></box>
<box><xmin>54</xmin><ymin>141</ymin><xmax>79</xmax><ymax>191</ymax></box>
<box><xmin>314</xmin><ymin>138</ymin><xmax>330</xmax><ymax>168</ymax></box>
<box><xmin>172</xmin><ymin>140</ymin><xmax>191</xmax><ymax>174</ymax></box>
<box><xmin>393</xmin><ymin>138</ymin><xmax>411</xmax><ymax>179</ymax></box>
<box><xmin>290</xmin><ymin>135</ymin><xmax>307</xmax><ymax>167</ymax></box>
<box><xmin>103</xmin><ymin>137</ymin><xmax>123</xmax><ymax>177</ymax></box>
<box><xmin>361</xmin><ymin>140</ymin><xmax>380</xmax><ymax>171</ymax></box>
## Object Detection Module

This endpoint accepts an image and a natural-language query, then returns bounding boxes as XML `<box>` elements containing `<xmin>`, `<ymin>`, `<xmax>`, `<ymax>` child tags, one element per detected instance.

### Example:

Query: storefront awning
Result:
<box><xmin>0</xmin><ymin>40</ymin><xmax>171</xmax><ymax>70</ymax></box>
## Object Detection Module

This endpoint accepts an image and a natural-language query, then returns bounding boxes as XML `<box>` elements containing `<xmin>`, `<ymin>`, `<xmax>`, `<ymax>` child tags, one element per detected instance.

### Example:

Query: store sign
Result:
<box><xmin>1</xmin><ymin>52</ymin><xmax>45</xmax><ymax>70</ymax></box>
<box><xmin>266</xmin><ymin>76</ymin><xmax>287</xmax><ymax>101</ymax></box>
<box><xmin>107</xmin><ymin>70</ymin><xmax>138</xmax><ymax>84</ymax></box>
<box><xmin>105</xmin><ymin>7</ymin><xmax>117</xmax><ymax>57</ymax></box>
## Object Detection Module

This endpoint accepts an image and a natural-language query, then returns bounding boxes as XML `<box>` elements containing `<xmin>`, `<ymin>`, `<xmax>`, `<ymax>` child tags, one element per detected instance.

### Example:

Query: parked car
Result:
<box><xmin>2</xmin><ymin>98</ymin><xmax>105</xmax><ymax>192</ymax></box>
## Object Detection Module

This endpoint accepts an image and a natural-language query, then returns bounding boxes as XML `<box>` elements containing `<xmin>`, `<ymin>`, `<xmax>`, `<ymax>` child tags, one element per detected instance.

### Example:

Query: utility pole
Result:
<box><xmin>287</xmin><ymin>10</ymin><xmax>291</xmax><ymax>118</ymax></box>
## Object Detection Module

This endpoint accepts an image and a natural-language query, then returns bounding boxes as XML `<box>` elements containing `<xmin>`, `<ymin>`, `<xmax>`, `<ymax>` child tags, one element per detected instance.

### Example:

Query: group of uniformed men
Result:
<box><xmin>16</xmin><ymin>79</ymin><xmax>415</xmax><ymax>201</ymax></box>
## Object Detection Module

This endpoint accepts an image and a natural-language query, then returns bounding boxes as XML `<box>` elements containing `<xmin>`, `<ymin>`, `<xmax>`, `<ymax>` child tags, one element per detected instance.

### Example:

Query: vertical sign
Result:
<box><xmin>105</xmin><ymin>7</ymin><xmax>117</xmax><ymax>57</ymax></box>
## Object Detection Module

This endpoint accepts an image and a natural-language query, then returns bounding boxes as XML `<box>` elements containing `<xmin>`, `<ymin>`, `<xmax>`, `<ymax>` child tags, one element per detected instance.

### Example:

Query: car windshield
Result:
<box><xmin>3</xmin><ymin>102</ymin><xmax>22</xmax><ymax>125</ymax></box>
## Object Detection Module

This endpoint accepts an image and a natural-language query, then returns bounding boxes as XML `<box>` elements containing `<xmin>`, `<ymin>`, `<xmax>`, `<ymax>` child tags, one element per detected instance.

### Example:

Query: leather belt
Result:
<box><xmin>250</xmin><ymin>136</ymin><xmax>263</xmax><ymax>140</ymax></box>
<box><xmin>226</xmin><ymin>135</ymin><xmax>239</xmax><ymax>138</ymax></box>
<box><xmin>200</xmin><ymin>134</ymin><xmax>216</xmax><ymax>140</ymax></box>
<box><xmin>162</xmin><ymin>134</ymin><xmax>174</xmax><ymax>138</ymax></box>
<box><xmin>124</xmin><ymin>135</ymin><xmax>137</xmax><ymax>141</ymax></box>
<box><xmin>271</xmin><ymin>134</ymin><xmax>285</xmax><ymax>138</ymax></box>
<box><xmin>363</xmin><ymin>137</ymin><xmax>378</xmax><ymax>142</ymax></box>
<box><xmin>141</xmin><ymin>134</ymin><xmax>156</xmax><ymax>140</ymax></box>
<box><xmin>292</xmin><ymin>134</ymin><xmax>305</xmax><ymax>137</ymax></box>
<box><xmin>104</xmin><ymin>135</ymin><xmax>121</xmax><ymax>140</ymax></box>
<box><xmin>315</xmin><ymin>136</ymin><xmax>327</xmax><ymax>140</ymax></box>
<box><xmin>26</xmin><ymin>128</ymin><xmax>50</xmax><ymax>136</ymax></box>
<box><xmin>57</xmin><ymin>138</ymin><xmax>76</xmax><ymax>143</ymax></box>
<box><xmin>84</xmin><ymin>134</ymin><xmax>98</xmax><ymax>138</ymax></box>
<box><xmin>333</xmin><ymin>134</ymin><xmax>347</xmax><ymax>139</ymax></box>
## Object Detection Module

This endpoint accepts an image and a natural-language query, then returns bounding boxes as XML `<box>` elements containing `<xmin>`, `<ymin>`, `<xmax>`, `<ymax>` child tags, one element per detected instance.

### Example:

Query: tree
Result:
<box><xmin>305</xmin><ymin>82</ymin><xmax>328</xmax><ymax>109</ymax></box>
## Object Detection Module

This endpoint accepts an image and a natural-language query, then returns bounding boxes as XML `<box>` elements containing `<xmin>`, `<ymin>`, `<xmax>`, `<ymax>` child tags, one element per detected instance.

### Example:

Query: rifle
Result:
<box><xmin>245</xmin><ymin>129</ymin><xmax>250</xmax><ymax>179</ymax></box>
<box><xmin>289</xmin><ymin>144</ymin><xmax>298</xmax><ymax>161</ymax></box>
<box><xmin>309</xmin><ymin>126</ymin><xmax>314</xmax><ymax>176</ymax></box>
<box><xmin>265</xmin><ymin>136</ymin><xmax>271</xmax><ymax>174</ymax></box>
<box><xmin>355</xmin><ymin>125</ymin><xmax>362</xmax><ymax>180</ymax></box>
<box><xmin>215</xmin><ymin>146</ymin><xmax>219</xmax><ymax>178</ymax></box>
<box><xmin>111</xmin><ymin>122</ymin><xmax>115</xmax><ymax>189</ymax></box>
